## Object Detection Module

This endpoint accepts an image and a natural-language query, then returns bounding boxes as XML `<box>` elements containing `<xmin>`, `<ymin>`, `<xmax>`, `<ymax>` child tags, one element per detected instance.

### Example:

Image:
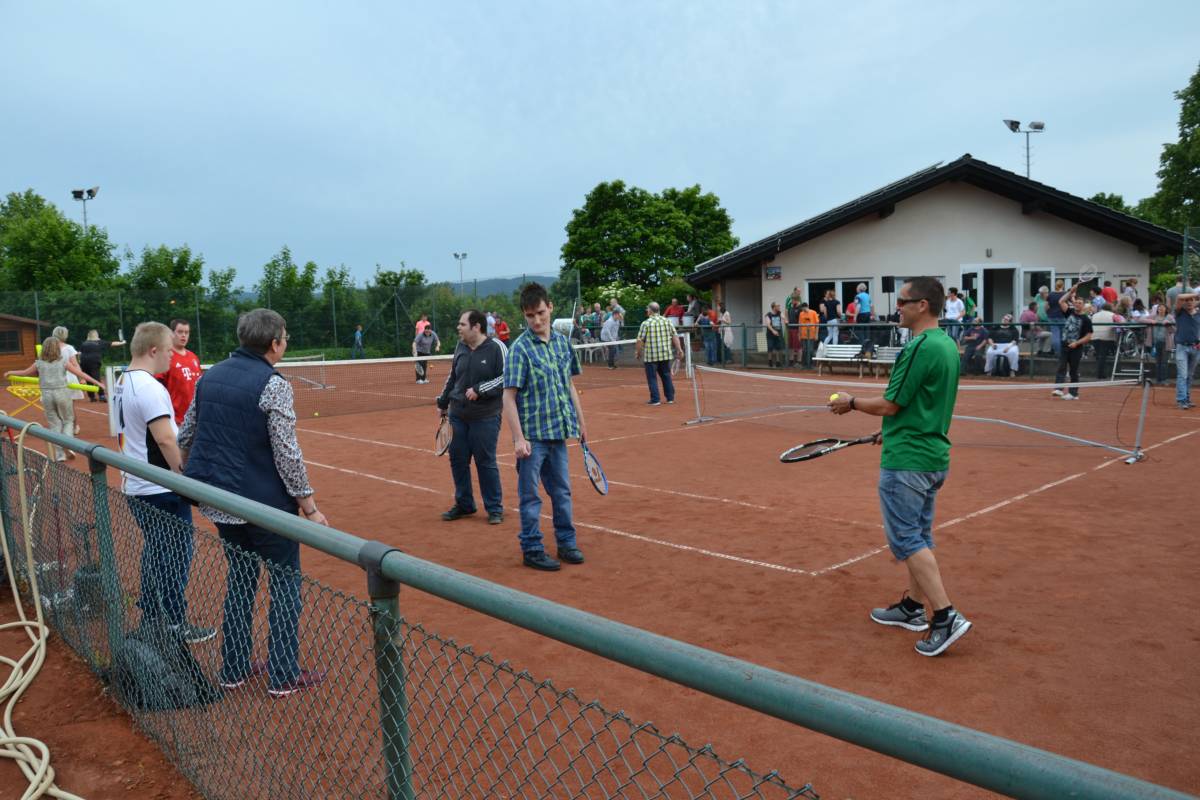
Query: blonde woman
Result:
<box><xmin>5</xmin><ymin>337</ymin><xmax>102</xmax><ymax>460</ymax></box>
<box><xmin>53</xmin><ymin>326</ymin><xmax>86</xmax><ymax>428</ymax></box>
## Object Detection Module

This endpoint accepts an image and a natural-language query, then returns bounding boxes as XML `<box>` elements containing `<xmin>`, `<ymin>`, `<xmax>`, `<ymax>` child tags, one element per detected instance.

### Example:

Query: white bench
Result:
<box><xmin>815</xmin><ymin>344</ymin><xmax>869</xmax><ymax>376</ymax></box>
<box><xmin>871</xmin><ymin>346</ymin><xmax>904</xmax><ymax>376</ymax></box>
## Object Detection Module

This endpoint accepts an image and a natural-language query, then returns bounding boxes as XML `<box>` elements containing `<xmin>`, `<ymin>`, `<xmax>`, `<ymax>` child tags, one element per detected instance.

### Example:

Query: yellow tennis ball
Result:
<box><xmin>829</xmin><ymin>393</ymin><xmax>839</xmax><ymax>402</ymax></box>
<box><xmin>313</xmin><ymin>412</ymin><xmax>320</xmax><ymax>417</ymax></box>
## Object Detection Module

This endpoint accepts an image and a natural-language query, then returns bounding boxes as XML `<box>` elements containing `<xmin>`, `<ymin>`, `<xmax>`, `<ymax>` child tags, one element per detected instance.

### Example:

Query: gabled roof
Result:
<box><xmin>0</xmin><ymin>313</ymin><xmax>49</xmax><ymax>326</ymax></box>
<box><xmin>687</xmin><ymin>154</ymin><xmax>1183</xmax><ymax>287</ymax></box>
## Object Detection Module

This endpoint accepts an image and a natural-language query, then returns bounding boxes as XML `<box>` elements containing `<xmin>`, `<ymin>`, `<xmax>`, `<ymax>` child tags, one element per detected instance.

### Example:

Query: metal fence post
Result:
<box><xmin>358</xmin><ymin>541</ymin><xmax>412</xmax><ymax>800</ymax></box>
<box><xmin>0</xmin><ymin>436</ymin><xmax>15</xmax><ymax>568</ymax></box>
<box><xmin>33</xmin><ymin>291</ymin><xmax>41</xmax><ymax>341</ymax></box>
<box><xmin>86</xmin><ymin>452</ymin><xmax>126</xmax><ymax>654</ymax></box>
<box><xmin>331</xmin><ymin>286</ymin><xmax>339</xmax><ymax>354</ymax></box>
<box><xmin>194</xmin><ymin>287</ymin><xmax>204</xmax><ymax>362</ymax></box>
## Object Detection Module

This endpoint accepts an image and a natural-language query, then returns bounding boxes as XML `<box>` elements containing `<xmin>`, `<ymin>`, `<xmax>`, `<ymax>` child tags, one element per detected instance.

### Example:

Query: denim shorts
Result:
<box><xmin>878</xmin><ymin>468</ymin><xmax>947</xmax><ymax>560</ymax></box>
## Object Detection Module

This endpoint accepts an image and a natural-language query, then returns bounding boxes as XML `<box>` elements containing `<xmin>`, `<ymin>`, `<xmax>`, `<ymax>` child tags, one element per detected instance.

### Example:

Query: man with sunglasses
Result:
<box><xmin>828</xmin><ymin>278</ymin><xmax>971</xmax><ymax>657</ymax></box>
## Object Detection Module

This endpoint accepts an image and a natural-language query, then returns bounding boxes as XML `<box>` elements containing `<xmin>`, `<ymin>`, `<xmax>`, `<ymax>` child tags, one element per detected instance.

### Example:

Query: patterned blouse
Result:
<box><xmin>177</xmin><ymin>374</ymin><xmax>313</xmax><ymax>525</ymax></box>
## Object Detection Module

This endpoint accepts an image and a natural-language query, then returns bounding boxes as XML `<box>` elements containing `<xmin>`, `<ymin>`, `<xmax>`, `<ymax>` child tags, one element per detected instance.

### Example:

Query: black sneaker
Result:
<box><xmin>170</xmin><ymin>622</ymin><xmax>217</xmax><ymax>644</ymax></box>
<box><xmin>556</xmin><ymin>547</ymin><xmax>585</xmax><ymax>565</ymax></box>
<box><xmin>915</xmin><ymin>611</ymin><xmax>972</xmax><ymax>657</ymax></box>
<box><xmin>442</xmin><ymin>505</ymin><xmax>477</xmax><ymax>521</ymax></box>
<box><xmin>523</xmin><ymin>551</ymin><xmax>561</xmax><ymax>571</ymax></box>
<box><xmin>487</xmin><ymin>511</ymin><xmax>504</xmax><ymax>525</ymax></box>
<box><xmin>869</xmin><ymin>595</ymin><xmax>929</xmax><ymax>632</ymax></box>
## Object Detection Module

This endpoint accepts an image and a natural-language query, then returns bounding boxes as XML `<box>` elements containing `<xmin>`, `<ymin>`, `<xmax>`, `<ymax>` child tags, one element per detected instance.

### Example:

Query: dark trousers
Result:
<box><xmin>1093</xmin><ymin>339</ymin><xmax>1115</xmax><ymax>379</ymax></box>
<box><xmin>1055</xmin><ymin>345</ymin><xmax>1084</xmax><ymax>396</ymax></box>
<box><xmin>1155</xmin><ymin>341</ymin><xmax>1169</xmax><ymax>383</ymax></box>
<box><xmin>605</xmin><ymin>342</ymin><xmax>619</xmax><ymax>368</ymax></box>
<box><xmin>127</xmin><ymin>492</ymin><xmax>194</xmax><ymax>626</ymax></box>
<box><xmin>644</xmin><ymin>359</ymin><xmax>675</xmax><ymax>403</ymax></box>
<box><xmin>217</xmin><ymin>522</ymin><xmax>302</xmax><ymax>689</ymax></box>
<box><xmin>82</xmin><ymin>361</ymin><xmax>104</xmax><ymax>401</ymax></box>
<box><xmin>801</xmin><ymin>338</ymin><xmax>816</xmax><ymax>367</ymax></box>
<box><xmin>448</xmin><ymin>413</ymin><xmax>503</xmax><ymax>514</ymax></box>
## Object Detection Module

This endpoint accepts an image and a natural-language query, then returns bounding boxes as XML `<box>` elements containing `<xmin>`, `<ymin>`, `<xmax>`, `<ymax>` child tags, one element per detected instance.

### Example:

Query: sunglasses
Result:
<box><xmin>895</xmin><ymin>296</ymin><xmax>926</xmax><ymax>307</ymax></box>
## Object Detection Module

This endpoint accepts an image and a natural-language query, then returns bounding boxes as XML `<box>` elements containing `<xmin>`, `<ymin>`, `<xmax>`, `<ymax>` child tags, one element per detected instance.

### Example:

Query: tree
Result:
<box><xmin>1087</xmin><ymin>192</ymin><xmax>1135</xmax><ymax>215</ymax></box>
<box><xmin>0</xmin><ymin>190</ymin><xmax>119</xmax><ymax>290</ymax></box>
<box><xmin>561</xmin><ymin>181</ymin><xmax>738</xmax><ymax>291</ymax></box>
<box><xmin>1143</xmin><ymin>61</ymin><xmax>1200</xmax><ymax>233</ymax></box>
<box><xmin>124</xmin><ymin>243</ymin><xmax>205</xmax><ymax>290</ymax></box>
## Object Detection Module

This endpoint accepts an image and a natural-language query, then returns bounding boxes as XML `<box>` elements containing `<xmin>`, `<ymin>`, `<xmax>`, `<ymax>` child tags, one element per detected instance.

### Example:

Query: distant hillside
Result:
<box><xmin>433</xmin><ymin>274</ymin><xmax>561</xmax><ymax>298</ymax></box>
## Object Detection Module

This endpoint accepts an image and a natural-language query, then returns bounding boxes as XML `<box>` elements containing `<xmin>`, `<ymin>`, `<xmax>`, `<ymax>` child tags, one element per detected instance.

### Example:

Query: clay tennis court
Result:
<box><xmin>5</xmin><ymin>359</ymin><xmax>1198</xmax><ymax>798</ymax></box>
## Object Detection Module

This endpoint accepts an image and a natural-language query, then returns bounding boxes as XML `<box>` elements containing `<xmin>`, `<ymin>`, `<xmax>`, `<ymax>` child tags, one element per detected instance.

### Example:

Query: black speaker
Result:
<box><xmin>881</xmin><ymin>276</ymin><xmax>895</xmax><ymax>293</ymax></box>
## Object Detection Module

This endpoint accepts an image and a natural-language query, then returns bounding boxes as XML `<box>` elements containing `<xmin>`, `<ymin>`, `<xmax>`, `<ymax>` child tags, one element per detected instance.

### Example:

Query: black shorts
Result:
<box><xmin>767</xmin><ymin>334</ymin><xmax>784</xmax><ymax>352</ymax></box>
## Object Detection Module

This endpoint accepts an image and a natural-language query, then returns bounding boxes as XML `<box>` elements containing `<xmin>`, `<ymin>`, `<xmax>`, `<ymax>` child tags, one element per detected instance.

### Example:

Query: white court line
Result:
<box><xmin>809</xmin><ymin>427</ymin><xmax>1200</xmax><ymax>575</ymax></box>
<box><xmin>300</xmin><ymin>427</ymin><xmax>432</xmax><ymax>454</ymax></box>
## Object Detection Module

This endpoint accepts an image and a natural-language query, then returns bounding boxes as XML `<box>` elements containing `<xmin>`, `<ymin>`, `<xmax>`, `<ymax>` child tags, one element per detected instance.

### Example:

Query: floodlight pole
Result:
<box><xmin>1002</xmin><ymin>121</ymin><xmax>1044</xmax><ymax>178</ymax></box>
<box><xmin>453</xmin><ymin>252</ymin><xmax>468</xmax><ymax>298</ymax></box>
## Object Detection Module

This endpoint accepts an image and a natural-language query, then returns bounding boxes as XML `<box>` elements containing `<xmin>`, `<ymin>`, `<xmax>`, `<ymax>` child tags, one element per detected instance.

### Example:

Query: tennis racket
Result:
<box><xmin>415</xmin><ymin>360</ymin><xmax>427</xmax><ymax>382</ymax></box>
<box><xmin>1078</xmin><ymin>264</ymin><xmax>1098</xmax><ymax>284</ymax></box>
<box><xmin>780</xmin><ymin>434</ymin><xmax>879</xmax><ymax>463</ymax></box>
<box><xmin>434</xmin><ymin>414</ymin><xmax>452</xmax><ymax>456</ymax></box>
<box><xmin>580</xmin><ymin>438</ymin><xmax>608</xmax><ymax>495</ymax></box>
<box><xmin>670</xmin><ymin>355</ymin><xmax>681</xmax><ymax>376</ymax></box>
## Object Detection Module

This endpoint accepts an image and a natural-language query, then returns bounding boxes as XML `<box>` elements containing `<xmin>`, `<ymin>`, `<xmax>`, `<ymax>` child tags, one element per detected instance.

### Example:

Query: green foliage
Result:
<box><xmin>561</xmin><ymin>180</ymin><xmax>737</xmax><ymax>293</ymax></box>
<box><xmin>1087</xmin><ymin>192</ymin><xmax>1135</xmax><ymax>215</ymax></box>
<box><xmin>124</xmin><ymin>243</ymin><xmax>205</xmax><ymax>290</ymax></box>
<box><xmin>0</xmin><ymin>190</ymin><xmax>120</xmax><ymax>290</ymax></box>
<box><xmin>1146</xmin><ymin>61</ymin><xmax>1200</xmax><ymax>233</ymax></box>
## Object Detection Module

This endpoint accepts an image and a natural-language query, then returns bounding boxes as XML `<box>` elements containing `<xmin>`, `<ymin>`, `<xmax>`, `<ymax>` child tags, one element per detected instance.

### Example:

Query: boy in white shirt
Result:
<box><xmin>114</xmin><ymin>321</ymin><xmax>214</xmax><ymax>643</ymax></box>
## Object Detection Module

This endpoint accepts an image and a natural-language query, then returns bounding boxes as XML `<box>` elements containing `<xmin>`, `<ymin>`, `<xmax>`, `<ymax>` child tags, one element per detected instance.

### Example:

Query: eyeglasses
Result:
<box><xmin>276</xmin><ymin>333</ymin><xmax>290</xmax><ymax>342</ymax></box>
<box><xmin>895</xmin><ymin>296</ymin><xmax>925</xmax><ymax>307</ymax></box>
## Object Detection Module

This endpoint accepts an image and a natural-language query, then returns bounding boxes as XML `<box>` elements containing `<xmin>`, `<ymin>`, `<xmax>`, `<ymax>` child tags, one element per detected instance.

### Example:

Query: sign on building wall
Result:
<box><xmin>764</xmin><ymin>266</ymin><xmax>781</xmax><ymax>281</ymax></box>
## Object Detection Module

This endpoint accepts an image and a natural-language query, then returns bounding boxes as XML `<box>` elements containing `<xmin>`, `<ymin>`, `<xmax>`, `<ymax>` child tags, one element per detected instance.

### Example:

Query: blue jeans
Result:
<box><xmin>515</xmin><ymin>440</ymin><xmax>576</xmax><ymax>554</ymax></box>
<box><xmin>1176</xmin><ymin>344</ymin><xmax>1199</xmax><ymax>405</ymax></box>
<box><xmin>643</xmin><ymin>359</ymin><xmax>675</xmax><ymax>403</ymax></box>
<box><xmin>703</xmin><ymin>334</ymin><xmax>718</xmax><ymax>365</ymax></box>
<box><xmin>1049</xmin><ymin>321</ymin><xmax>1063</xmax><ymax>356</ymax></box>
<box><xmin>217</xmin><ymin>523</ymin><xmax>302</xmax><ymax>689</ymax></box>
<box><xmin>878</xmin><ymin>469</ymin><xmax>947</xmax><ymax>560</ymax></box>
<box><xmin>448</xmin><ymin>413</ymin><xmax>503</xmax><ymax>514</ymax></box>
<box><xmin>126</xmin><ymin>492</ymin><xmax>194</xmax><ymax>627</ymax></box>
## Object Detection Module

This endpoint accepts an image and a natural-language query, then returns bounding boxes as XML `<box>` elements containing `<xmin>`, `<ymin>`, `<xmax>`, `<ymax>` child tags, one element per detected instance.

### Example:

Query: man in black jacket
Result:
<box><xmin>437</xmin><ymin>309</ymin><xmax>507</xmax><ymax>524</ymax></box>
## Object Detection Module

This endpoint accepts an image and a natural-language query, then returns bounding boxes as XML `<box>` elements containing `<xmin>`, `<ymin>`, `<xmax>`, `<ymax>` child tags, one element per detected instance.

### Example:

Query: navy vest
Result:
<box><xmin>183</xmin><ymin>348</ymin><xmax>297</xmax><ymax>514</ymax></box>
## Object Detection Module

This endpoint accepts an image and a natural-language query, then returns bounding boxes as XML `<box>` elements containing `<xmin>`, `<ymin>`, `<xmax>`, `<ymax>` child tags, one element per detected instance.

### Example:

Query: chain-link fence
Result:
<box><xmin>0</xmin><ymin>437</ymin><xmax>818</xmax><ymax>800</ymax></box>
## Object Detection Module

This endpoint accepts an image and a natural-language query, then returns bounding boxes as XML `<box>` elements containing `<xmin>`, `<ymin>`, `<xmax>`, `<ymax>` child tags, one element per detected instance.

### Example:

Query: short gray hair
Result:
<box><xmin>856</xmin><ymin>283</ymin><xmax>867</xmax><ymax>293</ymax></box>
<box><xmin>237</xmin><ymin>308</ymin><xmax>287</xmax><ymax>354</ymax></box>
<box><xmin>647</xmin><ymin>301</ymin><xmax>661</xmax><ymax>314</ymax></box>
<box><xmin>52</xmin><ymin>326</ymin><xmax>68</xmax><ymax>342</ymax></box>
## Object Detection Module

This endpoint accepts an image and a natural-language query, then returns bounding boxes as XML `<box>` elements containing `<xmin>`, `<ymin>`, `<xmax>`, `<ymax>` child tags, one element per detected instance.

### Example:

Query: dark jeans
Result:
<box><xmin>127</xmin><ymin>492</ymin><xmax>194</xmax><ymax>626</ymax></box>
<box><xmin>703</xmin><ymin>334</ymin><xmax>718</xmax><ymax>365</ymax></box>
<box><xmin>643</xmin><ymin>359</ymin><xmax>675</xmax><ymax>403</ymax></box>
<box><xmin>82</xmin><ymin>361</ymin><xmax>104</xmax><ymax>401</ymax></box>
<box><xmin>801</xmin><ymin>338</ymin><xmax>816</xmax><ymax>367</ymax></box>
<box><xmin>448</xmin><ymin>413</ymin><xmax>503</xmax><ymax>514</ymax></box>
<box><xmin>217</xmin><ymin>522</ymin><xmax>302</xmax><ymax>689</ymax></box>
<box><xmin>515</xmin><ymin>440</ymin><xmax>575</xmax><ymax>554</ymax></box>
<box><xmin>1055</xmin><ymin>345</ymin><xmax>1084</xmax><ymax>397</ymax></box>
<box><xmin>1155</xmin><ymin>340</ymin><xmax>1169</xmax><ymax>383</ymax></box>
<box><xmin>605</xmin><ymin>342</ymin><xmax>620</xmax><ymax>368</ymax></box>
<box><xmin>1093</xmin><ymin>339</ymin><xmax>1115</xmax><ymax>379</ymax></box>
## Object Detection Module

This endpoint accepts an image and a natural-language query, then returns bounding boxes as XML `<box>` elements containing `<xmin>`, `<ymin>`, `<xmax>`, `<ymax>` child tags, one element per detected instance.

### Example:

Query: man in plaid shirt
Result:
<box><xmin>636</xmin><ymin>302</ymin><xmax>685</xmax><ymax>405</ymax></box>
<box><xmin>502</xmin><ymin>282</ymin><xmax>589</xmax><ymax>572</ymax></box>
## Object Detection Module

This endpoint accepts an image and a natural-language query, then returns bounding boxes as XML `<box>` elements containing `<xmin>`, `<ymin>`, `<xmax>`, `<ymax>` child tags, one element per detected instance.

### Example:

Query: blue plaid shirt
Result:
<box><xmin>504</xmin><ymin>329</ymin><xmax>581</xmax><ymax>441</ymax></box>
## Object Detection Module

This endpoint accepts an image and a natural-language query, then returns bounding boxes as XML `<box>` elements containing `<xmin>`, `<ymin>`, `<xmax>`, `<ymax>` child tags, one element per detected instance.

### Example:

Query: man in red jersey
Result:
<box><xmin>157</xmin><ymin>318</ymin><xmax>202</xmax><ymax>423</ymax></box>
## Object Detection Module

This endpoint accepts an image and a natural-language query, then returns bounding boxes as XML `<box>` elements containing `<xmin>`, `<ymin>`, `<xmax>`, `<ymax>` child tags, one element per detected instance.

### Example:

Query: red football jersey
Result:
<box><xmin>156</xmin><ymin>349</ymin><xmax>202</xmax><ymax>424</ymax></box>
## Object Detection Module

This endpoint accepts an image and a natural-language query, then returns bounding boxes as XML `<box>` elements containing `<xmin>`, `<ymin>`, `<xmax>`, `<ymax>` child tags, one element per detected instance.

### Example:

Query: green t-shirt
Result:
<box><xmin>881</xmin><ymin>327</ymin><xmax>959</xmax><ymax>471</ymax></box>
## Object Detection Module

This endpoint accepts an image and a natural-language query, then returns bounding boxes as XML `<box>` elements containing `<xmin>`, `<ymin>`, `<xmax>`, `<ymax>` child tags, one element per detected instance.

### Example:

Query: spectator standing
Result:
<box><xmin>179</xmin><ymin>308</ymin><xmax>328</xmax><ymax>696</ymax></box>
<box><xmin>798</xmin><ymin>302</ymin><xmax>820</xmax><ymax>368</ymax></box>
<box><xmin>764</xmin><ymin>302</ymin><xmax>785</xmax><ymax>368</ymax></box>
<box><xmin>438</xmin><ymin>310</ymin><xmax>507</xmax><ymax>525</ymax></box>
<box><xmin>77</xmin><ymin>329</ymin><xmax>123</xmax><ymax>402</ymax></box>
<box><xmin>486</xmin><ymin>310</ymin><xmax>497</xmax><ymax>338</ymax></box>
<box><xmin>600</xmin><ymin>310</ymin><xmax>622</xmax><ymax>368</ymax></box>
<box><xmin>1046</xmin><ymin>282</ymin><xmax>1067</xmax><ymax>355</ymax></box>
<box><xmin>720</xmin><ymin>304</ymin><xmax>734</xmax><ymax>357</ymax></box>
<box><xmin>495</xmin><ymin>313</ymin><xmax>511</xmax><ymax>344</ymax></box>
<box><xmin>984</xmin><ymin>315</ymin><xmax>1020</xmax><ymax>376</ymax></box>
<box><xmin>1166</xmin><ymin>276</ymin><xmax>1185</xmax><ymax>312</ymax></box>
<box><xmin>608</xmin><ymin>297</ymin><xmax>626</xmax><ymax>320</ymax></box>
<box><xmin>412</xmin><ymin>326</ymin><xmax>441</xmax><ymax>384</ymax></box>
<box><xmin>1090</xmin><ymin>304</ymin><xmax>1118</xmax><ymax>379</ymax></box>
<box><xmin>829</xmin><ymin>276</ymin><xmax>971</xmax><ymax>657</ymax></box>
<box><xmin>855</xmin><ymin>284</ymin><xmax>873</xmax><ymax>345</ymax></box>
<box><xmin>1033</xmin><ymin>286</ymin><xmax>1050</xmax><ymax>323</ymax></box>
<box><xmin>415</xmin><ymin>314</ymin><xmax>430</xmax><ymax>336</ymax></box>
<box><xmin>663</xmin><ymin>298</ymin><xmax>685</xmax><ymax>325</ymax></box>
<box><xmin>1100</xmin><ymin>281</ymin><xmax>1119</xmax><ymax>305</ymax></box>
<box><xmin>637</xmin><ymin>302</ymin><xmax>684</xmax><ymax>404</ymax></box>
<box><xmin>502</xmin><ymin>283</ymin><xmax>589</xmax><ymax>572</ymax></box>
<box><xmin>156</xmin><ymin>319</ymin><xmax>202</xmax><ymax>425</ymax></box>
<box><xmin>698</xmin><ymin>306</ymin><xmax>717</xmax><ymax>366</ymax></box>
<box><xmin>943</xmin><ymin>288</ymin><xmax>965</xmax><ymax>341</ymax></box>
<box><xmin>351</xmin><ymin>324</ymin><xmax>365</xmax><ymax>358</ymax></box>
<box><xmin>684</xmin><ymin>294</ymin><xmax>701</xmax><ymax>322</ymax></box>
<box><xmin>785</xmin><ymin>289</ymin><xmax>803</xmax><ymax>367</ymax></box>
<box><xmin>1123</xmin><ymin>278</ymin><xmax>1139</xmax><ymax>304</ymax></box>
<box><xmin>5</xmin><ymin>337</ymin><xmax>101</xmax><ymax>459</ymax></box>
<box><xmin>708</xmin><ymin>304</ymin><xmax>723</xmax><ymax>363</ymax></box>
<box><xmin>1052</xmin><ymin>286</ymin><xmax>1094</xmax><ymax>400</ymax></box>
<box><xmin>113</xmin><ymin>322</ymin><xmax>213</xmax><ymax>643</ymax></box>
<box><xmin>1147</xmin><ymin>303</ymin><xmax>1175</xmax><ymax>384</ymax></box>
<box><xmin>821</xmin><ymin>290</ymin><xmax>841</xmax><ymax>345</ymax></box>
<box><xmin>1174</xmin><ymin>292</ymin><xmax>1199</xmax><ymax>409</ymax></box>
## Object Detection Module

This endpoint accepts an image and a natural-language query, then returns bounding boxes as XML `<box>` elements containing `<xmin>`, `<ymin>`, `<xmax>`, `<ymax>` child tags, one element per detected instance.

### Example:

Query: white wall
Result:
<box><xmin>759</xmin><ymin>182</ymin><xmax>1150</xmax><ymax>318</ymax></box>
<box><xmin>722</xmin><ymin>276</ymin><xmax>760</xmax><ymax>346</ymax></box>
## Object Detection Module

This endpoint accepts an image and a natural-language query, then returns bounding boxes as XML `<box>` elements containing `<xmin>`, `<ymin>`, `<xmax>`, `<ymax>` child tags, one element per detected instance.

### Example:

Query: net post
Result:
<box><xmin>687</xmin><ymin>338</ymin><xmax>714</xmax><ymax>425</ymax></box>
<box><xmin>358</xmin><ymin>540</ymin><xmax>413</xmax><ymax>800</ymax></box>
<box><xmin>85</xmin><ymin>450</ymin><xmax>127</xmax><ymax>654</ymax></box>
<box><xmin>1128</xmin><ymin>378</ymin><xmax>1152</xmax><ymax>463</ymax></box>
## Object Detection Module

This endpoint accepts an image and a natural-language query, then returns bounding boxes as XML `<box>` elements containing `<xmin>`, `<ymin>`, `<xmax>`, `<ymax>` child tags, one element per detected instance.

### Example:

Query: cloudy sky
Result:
<box><xmin>3</xmin><ymin>1</ymin><xmax>1197</xmax><ymax>287</ymax></box>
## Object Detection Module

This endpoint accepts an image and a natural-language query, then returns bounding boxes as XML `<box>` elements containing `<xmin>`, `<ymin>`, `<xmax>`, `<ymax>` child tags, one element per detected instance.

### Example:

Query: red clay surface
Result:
<box><xmin>3</xmin><ymin>364</ymin><xmax>1198</xmax><ymax>799</ymax></box>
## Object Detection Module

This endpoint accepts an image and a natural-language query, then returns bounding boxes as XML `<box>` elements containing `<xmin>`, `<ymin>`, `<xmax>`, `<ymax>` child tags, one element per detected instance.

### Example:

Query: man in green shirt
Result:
<box><xmin>829</xmin><ymin>277</ymin><xmax>971</xmax><ymax>657</ymax></box>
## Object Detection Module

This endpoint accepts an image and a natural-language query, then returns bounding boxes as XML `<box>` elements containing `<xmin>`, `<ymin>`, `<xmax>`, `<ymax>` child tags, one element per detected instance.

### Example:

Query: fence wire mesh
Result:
<box><xmin>0</xmin><ymin>440</ymin><xmax>818</xmax><ymax>800</ymax></box>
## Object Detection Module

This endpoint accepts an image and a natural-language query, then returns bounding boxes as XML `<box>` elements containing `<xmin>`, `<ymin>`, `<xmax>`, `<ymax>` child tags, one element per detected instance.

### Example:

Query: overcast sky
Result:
<box><xmin>3</xmin><ymin>1</ymin><xmax>1197</xmax><ymax>288</ymax></box>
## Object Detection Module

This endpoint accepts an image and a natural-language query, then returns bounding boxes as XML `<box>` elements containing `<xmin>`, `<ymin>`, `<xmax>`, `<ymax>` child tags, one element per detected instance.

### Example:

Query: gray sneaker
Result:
<box><xmin>870</xmin><ymin>597</ymin><xmax>929</xmax><ymax>632</ymax></box>
<box><xmin>915</xmin><ymin>611</ymin><xmax>972</xmax><ymax>657</ymax></box>
<box><xmin>170</xmin><ymin>622</ymin><xmax>217</xmax><ymax>644</ymax></box>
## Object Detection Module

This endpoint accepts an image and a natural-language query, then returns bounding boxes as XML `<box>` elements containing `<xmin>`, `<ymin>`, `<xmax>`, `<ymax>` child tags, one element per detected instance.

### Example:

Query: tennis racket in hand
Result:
<box><xmin>580</xmin><ymin>438</ymin><xmax>608</xmax><ymax>495</ymax></box>
<box><xmin>780</xmin><ymin>433</ymin><xmax>880</xmax><ymax>463</ymax></box>
<box><xmin>435</xmin><ymin>413</ymin><xmax>452</xmax><ymax>456</ymax></box>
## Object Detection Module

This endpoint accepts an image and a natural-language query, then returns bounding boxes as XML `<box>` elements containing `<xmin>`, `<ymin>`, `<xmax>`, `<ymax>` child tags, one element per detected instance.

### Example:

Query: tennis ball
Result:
<box><xmin>829</xmin><ymin>393</ymin><xmax>839</xmax><ymax>402</ymax></box>
<box><xmin>313</xmin><ymin>412</ymin><xmax>320</xmax><ymax>417</ymax></box>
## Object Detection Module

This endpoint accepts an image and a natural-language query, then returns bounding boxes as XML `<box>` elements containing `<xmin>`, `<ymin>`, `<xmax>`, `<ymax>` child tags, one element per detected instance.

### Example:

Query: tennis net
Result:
<box><xmin>105</xmin><ymin>337</ymin><xmax>657</xmax><ymax>430</ymax></box>
<box><xmin>690</xmin><ymin>365</ymin><xmax>1153</xmax><ymax>462</ymax></box>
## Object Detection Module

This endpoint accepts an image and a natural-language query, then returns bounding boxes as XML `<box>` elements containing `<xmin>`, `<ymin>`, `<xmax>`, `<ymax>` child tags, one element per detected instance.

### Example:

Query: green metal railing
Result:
<box><xmin>0</xmin><ymin>416</ymin><xmax>1191</xmax><ymax>799</ymax></box>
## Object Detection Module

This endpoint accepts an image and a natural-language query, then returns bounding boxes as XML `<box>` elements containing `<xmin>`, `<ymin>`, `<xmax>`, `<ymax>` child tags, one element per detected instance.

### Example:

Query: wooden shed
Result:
<box><xmin>0</xmin><ymin>313</ymin><xmax>50</xmax><ymax>375</ymax></box>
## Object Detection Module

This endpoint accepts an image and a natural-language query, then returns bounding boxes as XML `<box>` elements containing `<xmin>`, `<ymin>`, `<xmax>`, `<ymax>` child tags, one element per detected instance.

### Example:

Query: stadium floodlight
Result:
<box><xmin>87</xmin><ymin>186</ymin><xmax>99</xmax><ymax>199</ymax></box>
<box><xmin>71</xmin><ymin>185</ymin><xmax>100</xmax><ymax>230</ymax></box>
<box><xmin>453</xmin><ymin>252</ymin><xmax>468</xmax><ymax>297</ymax></box>
<box><xmin>1001</xmin><ymin>121</ymin><xmax>1045</xmax><ymax>178</ymax></box>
